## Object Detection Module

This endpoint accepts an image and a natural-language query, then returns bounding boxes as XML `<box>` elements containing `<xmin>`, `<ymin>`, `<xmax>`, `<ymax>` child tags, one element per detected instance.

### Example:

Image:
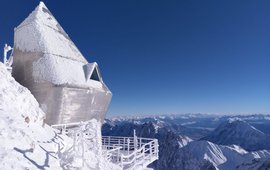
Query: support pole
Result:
<box><xmin>134</xmin><ymin>129</ymin><xmax>137</xmax><ymax>150</ymax></box>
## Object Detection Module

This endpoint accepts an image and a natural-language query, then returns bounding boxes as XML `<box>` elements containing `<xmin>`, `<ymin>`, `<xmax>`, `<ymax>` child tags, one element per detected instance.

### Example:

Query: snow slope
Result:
<box><xmin>0</xmin><ymin>62</ymin><xmax>65</xmax><ymax>169</ymax></box>
<box><xmin>0</xmin><ymin>63</ymin><xmax>118</xmax><ymax>170</ymax></box>
<box><xmin>202</xmin><ymin>119</ymin><xmax>270</xmax><ymax>151</ymax></box>
<box><xmin>173</xmin><ymin>140</ymin><xmax>270</xmax><ymax>170</ymax></box>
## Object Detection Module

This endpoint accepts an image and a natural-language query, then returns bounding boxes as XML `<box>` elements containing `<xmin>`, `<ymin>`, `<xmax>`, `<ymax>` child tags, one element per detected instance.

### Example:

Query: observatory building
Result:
<box><xmin>12</xmin><ymin>2</ymin><xmax>112</xmax><ymax>125</ymax></box>
<box><xmin>10</xmin><ymin>2</ymin><xmax>158</xmax><ymax>169</ymax></box>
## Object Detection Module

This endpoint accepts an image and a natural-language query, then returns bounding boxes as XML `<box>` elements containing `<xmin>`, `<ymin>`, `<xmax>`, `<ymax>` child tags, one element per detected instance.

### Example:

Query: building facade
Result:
<box><xmin>12</xmin><ymin>2</ymin><xmax>112</xmax><ymax>125</ymax></box>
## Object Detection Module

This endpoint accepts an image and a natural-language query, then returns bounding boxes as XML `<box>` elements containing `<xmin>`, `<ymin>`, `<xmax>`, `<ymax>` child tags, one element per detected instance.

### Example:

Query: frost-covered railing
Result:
<box><xmin>102</xmin><ymin>136</ymin><xmax>159</xmax><ymax>170</ymax></box>
<box><xmin>52</xmin><ymin>123</ymin><xmax>159</xmax><ymax>169</ymax></box>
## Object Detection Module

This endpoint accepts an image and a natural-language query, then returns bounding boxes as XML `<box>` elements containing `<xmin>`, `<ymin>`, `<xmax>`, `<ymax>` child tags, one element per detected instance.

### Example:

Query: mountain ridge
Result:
<box><xmin>202</xmin><ymin>119</ymin><xmax>270</xmax><ymax>151</ymax></box>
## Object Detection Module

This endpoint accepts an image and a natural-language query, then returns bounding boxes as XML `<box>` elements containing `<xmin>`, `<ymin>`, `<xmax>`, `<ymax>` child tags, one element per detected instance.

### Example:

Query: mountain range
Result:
<box><xmin>103</xmin><ymin>115</ymin><xmax>270</xmax><ymax>170</ymax></box>
<box><xmin>202</xmin><ymin>118</ymin><xmax>270</xmax><ymax>151</ymax></box>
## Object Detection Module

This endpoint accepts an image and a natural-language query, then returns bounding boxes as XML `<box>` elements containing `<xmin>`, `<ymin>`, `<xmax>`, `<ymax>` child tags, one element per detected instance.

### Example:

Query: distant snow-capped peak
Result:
<box><xmin>202</xmin><ymin>119</ymin><xmax>270</xmax><ymax>151</ymax></box>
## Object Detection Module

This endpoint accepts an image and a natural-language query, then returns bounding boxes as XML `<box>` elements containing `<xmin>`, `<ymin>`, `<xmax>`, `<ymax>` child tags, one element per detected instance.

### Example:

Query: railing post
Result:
<box><xmin>118</xmin><ymin>139</ymin><xmax>120</xmax><ymax>163</ymax></box>
<box><xmin>133</xmin><ymin>130</ymin><xmax>138</xmax><ymax>168</ymax></box>
<box><xmin>156</xmin><ymin>139</ymin><xmax>159</xmax><ymax>158</ymax></box>
<box><xmin>134</xmin><ymin>130</ymin><xmax>137</xmax><ymax>150</ymax></box>
<box><xmin>127</xmin><ymin>138</ymin><xmax>130</xmax><ymax>155</ymax></box>
<box><xmin>124</xmin><ymin>137</ymin><xmax>126</xmax><ymax>150</ymax></box>
<box><xmin>108</xmin><ymin>136</ymin><xmax>110</xmax><ymax>147</ymax></box>
<box><xmin>150</xmin><ymin>141</ymin><xmax>152</xmax><ymax>156</ymax></box>
<box><xmin>143</xmin><ymin>146</ymin><xmax>145</xmax><ymax>160</ymax></box>
<box><xmin>134</xmin><ymin>150</ymin><xmax>137</xmax><ymax>167</ymax></box>
<box><xmin>82</xmin><ymin>132</ymin><xmax>85</xmax><ymax>168</ymax></box>
<box><xmin>121</xmin><ymin>154</ymin><xmax>123</xmax><ymax>168</ymax></box>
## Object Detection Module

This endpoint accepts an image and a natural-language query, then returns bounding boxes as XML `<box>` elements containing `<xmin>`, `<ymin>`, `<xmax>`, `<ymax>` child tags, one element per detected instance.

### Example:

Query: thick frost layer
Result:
<box><xmin>60</xmin><ymin>120</ymin><xmax>119</xmax><ymax>170</ymax></box>
<box><xmin>32</xmin><ymin>54</ymin><xmax>103</xmax><ymax>88</ymax></box>
<box><xmin>14</xmin><ymin>2</ymin><xmax>87</xmax><ymax>63</ymax></box>
<box><xmin>14</xmin><ymin>2</ymin><xmax>106</xmax><ymax>89</ymax></box>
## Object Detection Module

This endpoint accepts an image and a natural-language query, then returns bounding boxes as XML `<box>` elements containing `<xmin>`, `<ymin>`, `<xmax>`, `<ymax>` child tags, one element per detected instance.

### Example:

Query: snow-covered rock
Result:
<box><xmin>236</xmin><ymin>158</ymin><xmax>270</xmax><ymax>170</ymax></box>
<box><xmin>172</xmin><ymin>140</ymin><xmax>270</xmax><ymax>170</ymax></box>
<box><xmin>202</xmin><ymin>119</ymin><xmax>270</xmax><ymax>151</ymax></box>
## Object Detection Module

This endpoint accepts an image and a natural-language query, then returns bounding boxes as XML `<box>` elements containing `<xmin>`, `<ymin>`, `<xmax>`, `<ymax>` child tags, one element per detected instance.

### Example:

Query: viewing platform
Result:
<box><xmin>52</xmin><ymin>123</ymin><xmax>159</xmax><ymax>170</ymax></box>
<box><xmin>102</xmin><ymin>136</ymin><xmax>159</xmax><ymax>170</ymax></box>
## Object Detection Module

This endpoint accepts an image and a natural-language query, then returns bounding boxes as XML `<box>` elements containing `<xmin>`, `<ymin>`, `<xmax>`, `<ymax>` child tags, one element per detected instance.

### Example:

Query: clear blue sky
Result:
<box><xmin>0</xmin><ymin>0</ymin><xmax>269</xmax><ymax>116</ymax></box>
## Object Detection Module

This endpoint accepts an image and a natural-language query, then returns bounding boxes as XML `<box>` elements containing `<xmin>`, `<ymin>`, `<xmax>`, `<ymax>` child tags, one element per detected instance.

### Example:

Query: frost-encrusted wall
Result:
<box><xmin>12</xmin><ymin>2</ymin><xmax>112</xmax><ymax>125</ymax></box>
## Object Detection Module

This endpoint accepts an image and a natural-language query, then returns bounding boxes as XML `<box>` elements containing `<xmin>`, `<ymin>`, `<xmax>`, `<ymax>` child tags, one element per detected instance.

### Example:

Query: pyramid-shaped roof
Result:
<box><xmin>13</xmin><ymin>2</ymin><xmax>108</xmax><ymax>89</ymax></box>
<box><xmin>14</xmin><ymin>2</ymin><xmax>87</xmax><ymax>63</ymax></box>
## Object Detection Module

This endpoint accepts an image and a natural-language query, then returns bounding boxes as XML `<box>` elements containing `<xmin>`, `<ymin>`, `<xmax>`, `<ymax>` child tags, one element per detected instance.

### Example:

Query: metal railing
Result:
<box><xmin>52</xmin><ymin>123</ymin><xmax>159</xmax><ymax>169</ymax></box>
<box><xmin>102</xmin><ymin>136</ymin><xmax>159</xmax><ymax>170</ymax></box>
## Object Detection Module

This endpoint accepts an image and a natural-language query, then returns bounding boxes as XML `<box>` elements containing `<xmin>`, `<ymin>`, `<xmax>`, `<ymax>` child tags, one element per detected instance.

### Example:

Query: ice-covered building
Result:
<box><xmin>10</xmin><ymin>2</ymin><xmax>158</xmax><ymax>169</ymax></box>
<box><xmin>12</xmin><ymin>2</ymin><xmax>112</xmax><ymax>125</ymax></box>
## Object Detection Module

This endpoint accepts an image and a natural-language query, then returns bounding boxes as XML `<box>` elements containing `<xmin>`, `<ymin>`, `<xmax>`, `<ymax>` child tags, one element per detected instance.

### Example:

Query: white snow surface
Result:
<box><xmin>178</xmin><ymin>135</ymin><xmax>192</xmax><ymax>148</ymax></box>
<box><xmin>14</xmin><ymin>2</ymin><xmax>105</xmax><ymax>89</ymax></box>
<box><xmin>203</xmin><ymin>119</ymin><xmax>270</xmax><ymax>151</ymax></box>
<box><xmin>180</xmin><ymin>140</ymin><xmax>270</xmax><ymax>170</ymax></box>
<box><xmin>32</xmin><ymin>54</ymin><xmax>103</xmax><ymax>89</ymax></box>
<box><xmin>0</xmin><ymin>63</ymin><xmax>118</xmax><ymax>169</ymax></box>
<box><xmin>15</xmin><ymin>2</ymin><xmax>86</xmax><ymax>63</ymax></box>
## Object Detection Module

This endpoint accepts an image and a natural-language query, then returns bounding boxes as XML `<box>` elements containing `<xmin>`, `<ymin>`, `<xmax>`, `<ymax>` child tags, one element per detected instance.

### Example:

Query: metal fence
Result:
<box><xmin>52</xmin><ymin>123</ymin><xmax>159</xmax><ymax>169</ymax></box>
<box><xmin>102</xmin><ymin>136</ymin><xmax>159</xmax><ymax>170</ymax></box>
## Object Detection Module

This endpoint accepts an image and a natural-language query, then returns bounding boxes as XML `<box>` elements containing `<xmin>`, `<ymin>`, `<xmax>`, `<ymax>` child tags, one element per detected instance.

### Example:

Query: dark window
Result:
<box><xmin>90</xmin><ymin>68</ymin><xmax>100</xmax><ymax>81</ymax></box>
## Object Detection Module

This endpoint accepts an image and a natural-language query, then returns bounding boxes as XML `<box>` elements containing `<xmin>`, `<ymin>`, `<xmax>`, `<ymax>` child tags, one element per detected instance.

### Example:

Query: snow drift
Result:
<box><xmin>0</xmin><ymin>62</ymin><xmax>63</xmax><ymax>169</ymax></box>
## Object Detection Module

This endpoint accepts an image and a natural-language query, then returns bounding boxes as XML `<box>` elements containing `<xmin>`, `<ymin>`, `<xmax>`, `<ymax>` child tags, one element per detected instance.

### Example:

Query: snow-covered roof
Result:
<box><xmin>15</xmin><ymin>1</ymin><xmax>87</xmax><ymax>63</ymax></box>
<box><xmin>32</xmin><ymin>54</ymin><xmax>104</xmax><ymax>89</ymax></box>
<box><xmin>14</xmin><ymin>2</ymin><xmax>108</xmax><ymax>90</ymax></box>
